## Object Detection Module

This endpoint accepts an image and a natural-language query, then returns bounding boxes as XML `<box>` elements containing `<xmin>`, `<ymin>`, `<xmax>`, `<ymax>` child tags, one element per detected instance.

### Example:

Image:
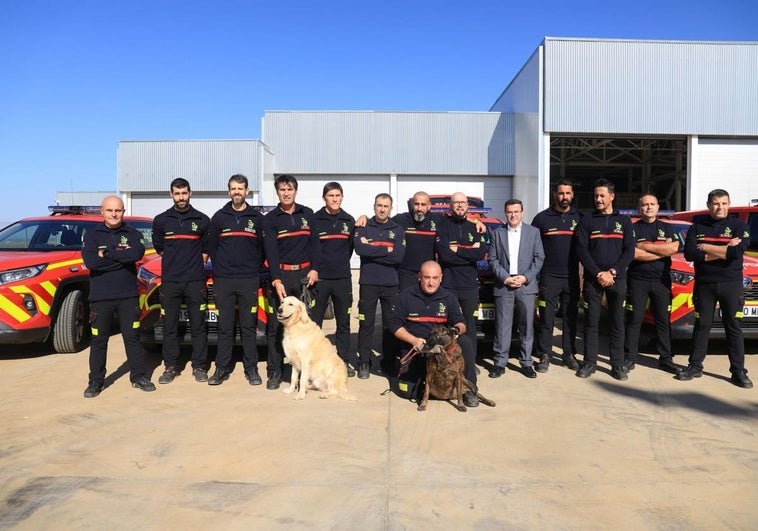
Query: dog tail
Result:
<box><xmin>463</xmin><ymin>378</ymin><xmax>496</xmax><ymax>407</ymax></box>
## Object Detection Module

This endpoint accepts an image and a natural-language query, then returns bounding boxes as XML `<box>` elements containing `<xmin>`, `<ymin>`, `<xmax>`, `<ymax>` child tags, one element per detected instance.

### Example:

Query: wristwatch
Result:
<box><xmin>609</xmin><ymin>268</ymin><xmax>617</xmax><ymax>277</ymax></box>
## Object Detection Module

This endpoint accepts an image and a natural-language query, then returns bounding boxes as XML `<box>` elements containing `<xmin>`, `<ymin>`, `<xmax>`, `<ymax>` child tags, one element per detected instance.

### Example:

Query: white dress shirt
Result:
<box><xmin>507</xmin><ymin>223</ymin><xmax>521</xmax><ymax>276</ymax></box>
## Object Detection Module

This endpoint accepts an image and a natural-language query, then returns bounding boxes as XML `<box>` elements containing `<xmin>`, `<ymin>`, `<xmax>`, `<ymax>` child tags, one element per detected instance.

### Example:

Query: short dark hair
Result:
<box><xmin>707</xmin><ymin>189</ymin><xmax>730</xmax><ymax>203</ymax></box>
<box><xmin>228</xmin><ymin>174</ymin><xmax>248</xmax><ymax>189</ymax></box>
<box><xmin>375</xmin><ymin>193</ymin><xmax>393</xmax><ymax>204</ymax></box>
<box><xmin>275</xmin><ymin>174</ymin><xmax>298</xmax><ymax>190</ymax></box>
<box><xmin>505</xmin><ymin>199</ymin><xmax>523</xmax><ymax>209</ymax></box>
<box><xmin>554</xmin><ymin>179</ymin><xmax>573</xmax><ymax>191</ymax></box>
<box><xmin>170</xmin><ymin>178</ymin><xmax>191</xmax><ymax>192</ymax></box>
<box><xmin>593</xmin><ymin>178</ymin><xmax>615</xmax><ymax>194</ymax></box>
<box><xmin>323</xmin><ymin>181</ymin><xmax>343</xmax><ymax>197</ymax></box>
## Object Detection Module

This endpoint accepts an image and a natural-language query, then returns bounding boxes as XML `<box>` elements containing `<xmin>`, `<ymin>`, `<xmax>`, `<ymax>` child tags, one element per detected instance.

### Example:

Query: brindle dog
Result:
<box><xmin>417</xmin><ymin>326</ymin><xmax>496</xmax><ymax>412</ymax></box>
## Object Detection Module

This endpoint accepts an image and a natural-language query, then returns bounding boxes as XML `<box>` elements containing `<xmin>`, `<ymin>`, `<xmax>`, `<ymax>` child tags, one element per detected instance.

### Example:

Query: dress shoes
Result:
<box><xmin>246</xmin><ymin>368</ymin><xmax>263</xmax><ymax>386</ymax></box>
<box><xmin>562</xmin><ymin>354</ymin><xmax>580</xmax><ymax>371</ymax></box>
<box><xmin>344</xmin><ymin>361</ymin><xmax>356</xmax><ymax>378</ymax></box>
<box><xmin>158</xmin><ymin>366</ymin><xmax>180</xmax><ymax>384</ymax></box>
<box><xmin>576</xmin><ymin>363</ymin><xmax>596</xmax><ymax>379</ymax></box>
<box><xmin>730</xmin><ymin>370</ymin><xmax>753</xmax><ymax>389</ymax></box>
<box><xmin>266</xmin><ymin>374</ymin><xmax>281</xmax><ymax>390</ymax></box>
<box><xmin>131</xmin><ymin>376</ymin><xmax>156</xmax><ymax>392</ymax></box>
<box><xmin>463</xmin><ymin>391</ymin><xmax>479</xmax><ymax>408</ymax></box>
<box><xmin>358</xmin><ymin>362</ymin><xmax>370</xmax><ymax>380</ymax></box>
<box><xmin>675</xmin><ymin>365</ymin><xmax>703</xmax><ymax>381</ymax></box>
<box><xmin>624</xmin><ymin>359</ymin><xmax>636</xmax><ymax>372</ymax></box>
<box><xmin>208</xmin><ymin>370</ymin><xmax>230</xmax><ymax>386</ymax></box>
<box><xmin>192</xmin><ymin>368</ymin><xmax>208</xmax><ymax>383</ymax></box>
<box><xmin>83</xmin><ymin>383</ymin><xmax>103</xmax><ymax>398</ymax></box>
<box><xmin>535</xmin><ymin>358</ymin><xmax>549</xmax><ymax>373</ymax></box>
<box><xmin>610</xmin><ymin>365</ymin><xmax>629</xmax><ymax>381</ymax></box>
<box><xmin>658</xmin><ymin>358</ymin><xmax>679</xmax><ymax>374</ymax></box>
<box><xmin>488</xmin><ymin>365</ymin><xmax>505</xmax><ymax>378</ymax></box>
<box><xmin>521</xmin><ymin>366</ymin><xmax>537</xmax><ymax>379</ymax></box>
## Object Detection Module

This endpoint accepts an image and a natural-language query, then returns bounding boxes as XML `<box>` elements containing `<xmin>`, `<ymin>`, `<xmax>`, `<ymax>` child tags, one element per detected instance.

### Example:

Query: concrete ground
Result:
<box><xmin>1</xmin><ymin>318</ymin><xmax>756</xmax><ymax>530</ymax></box>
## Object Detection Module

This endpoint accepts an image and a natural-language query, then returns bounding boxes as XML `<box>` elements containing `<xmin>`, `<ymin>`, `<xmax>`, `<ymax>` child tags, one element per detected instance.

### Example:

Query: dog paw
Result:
<box><xmin>417</xmin><ymin>404</ymin><xmax>427</xmax><ymax>411</ymax></box>
<box><xmin>295</xmin><ymin>394</ymin><xmax>306</xmax><ymax>400</ymax></box>
<box><xmin>282</xmin><ymin>387</ymin><xmax>295</xmax><ymax>395</ymax></box>
<box><xmin>457</xmin><ymin>405</ymin><xmax>467</xmax><ymax>412</ymax></box>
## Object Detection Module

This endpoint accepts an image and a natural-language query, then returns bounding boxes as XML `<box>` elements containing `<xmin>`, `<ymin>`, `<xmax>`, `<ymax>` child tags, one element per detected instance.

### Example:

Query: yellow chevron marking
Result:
<box><xmin>47</xmin><ymin>258</ymin><xmax>84</xmax><ymax>271</ymax></box>
<box><xmin>0</xmin><ymin>295</ymin><xmax>31</xmax><ymax>322</ymax></box>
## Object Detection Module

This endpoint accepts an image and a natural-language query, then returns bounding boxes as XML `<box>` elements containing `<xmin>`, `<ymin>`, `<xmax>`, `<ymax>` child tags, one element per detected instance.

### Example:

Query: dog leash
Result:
<box><xmin>397</xmin><ymin>346</ymin><xmax>420</xmax><ymax>377</ymax></box>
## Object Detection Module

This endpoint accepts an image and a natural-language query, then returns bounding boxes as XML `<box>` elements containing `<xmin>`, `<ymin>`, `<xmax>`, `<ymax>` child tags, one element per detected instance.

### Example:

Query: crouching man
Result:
<box><xmin>386</xmin><ymin>261</ymin><xmax>480</xmax><ymax>407</ymax></box>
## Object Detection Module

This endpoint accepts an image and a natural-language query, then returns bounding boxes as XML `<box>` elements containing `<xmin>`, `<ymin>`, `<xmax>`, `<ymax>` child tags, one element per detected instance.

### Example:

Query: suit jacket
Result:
<box><xmin>489</xmin><ymin>222</ymin><xmax>545</xmax><ymax>296</ymax></box>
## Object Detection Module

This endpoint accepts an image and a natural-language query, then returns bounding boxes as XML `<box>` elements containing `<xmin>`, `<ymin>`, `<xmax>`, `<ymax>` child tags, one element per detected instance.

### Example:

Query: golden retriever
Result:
<box><xmin>277</xmin><ymin>296</ymin><xmax>356</xmax><ymax>400</ymax></box>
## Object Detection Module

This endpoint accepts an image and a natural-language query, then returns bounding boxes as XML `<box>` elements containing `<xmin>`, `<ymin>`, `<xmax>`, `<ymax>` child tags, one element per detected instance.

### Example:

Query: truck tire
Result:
<box><xmin>53</xmin><ymin>289</ymin><xmax>89</xmax><ymax>353</ymax></box>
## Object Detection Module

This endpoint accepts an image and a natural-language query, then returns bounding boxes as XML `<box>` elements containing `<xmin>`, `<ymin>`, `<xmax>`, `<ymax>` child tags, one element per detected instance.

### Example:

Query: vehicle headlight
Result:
<box><xmin>670</xmin><ymin>271</ymin><xmax>695</xmax><ymax>285</ymax></box>
<box><xmin>0</xmin><ymin>265</ymin><xmax>47</xmax><ymax>285</ymax></box>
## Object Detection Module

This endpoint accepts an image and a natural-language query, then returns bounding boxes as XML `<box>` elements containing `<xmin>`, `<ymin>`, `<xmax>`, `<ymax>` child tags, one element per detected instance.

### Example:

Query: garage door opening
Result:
<box><xmin>549</xmin><ymin>136</ymin><xmax>687</xmax><ymax>212</ymax></box>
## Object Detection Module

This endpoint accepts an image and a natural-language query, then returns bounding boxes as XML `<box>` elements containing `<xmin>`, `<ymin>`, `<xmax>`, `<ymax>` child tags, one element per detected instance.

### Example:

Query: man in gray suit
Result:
<box><xmin>488</xmin><ymin>199</ymin><xmax>545</xmax><ymax>379</ymax></box>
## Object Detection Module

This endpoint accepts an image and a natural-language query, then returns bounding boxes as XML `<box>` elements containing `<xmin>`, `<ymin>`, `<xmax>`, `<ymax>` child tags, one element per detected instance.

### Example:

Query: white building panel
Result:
<box><xmin>118</xmin><ymin>140</ymin><xmax>264</xmax><ymax>193</ymax></box>
<box><xmin>687</xmin><ymin>137</ymin><xmax>758</xmax><ymax>208</ymax></box>
<box><xmin>544</xmin><ymin>38</ymin><xmax>758</xmax><ymax>136</ymax></box>
<box><xmin>263</xmin><ymin>111</ymin><xmax>513</xmax><ymax>176</ymax></box>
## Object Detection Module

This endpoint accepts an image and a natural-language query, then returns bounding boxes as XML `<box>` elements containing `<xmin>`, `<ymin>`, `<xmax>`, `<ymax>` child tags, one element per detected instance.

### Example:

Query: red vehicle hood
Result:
<box><xmin>0</xmin><ymin>250</ymin><xmax>83</xmax><ymax>271</ymax></box>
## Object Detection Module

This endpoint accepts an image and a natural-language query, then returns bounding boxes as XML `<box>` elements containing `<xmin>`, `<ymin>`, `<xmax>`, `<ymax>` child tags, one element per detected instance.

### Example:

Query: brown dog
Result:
<box><xmin>417</xmin><ymin>326</ymin><xmax>495</xmax><ymax>412</ymax></box>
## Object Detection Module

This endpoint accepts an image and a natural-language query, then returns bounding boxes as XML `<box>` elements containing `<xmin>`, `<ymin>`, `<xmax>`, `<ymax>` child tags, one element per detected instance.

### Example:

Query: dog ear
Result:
<box><xmin>298</xmin><ymin>299</ymin><xmax>310</xmax><ymax>323</ymax></box>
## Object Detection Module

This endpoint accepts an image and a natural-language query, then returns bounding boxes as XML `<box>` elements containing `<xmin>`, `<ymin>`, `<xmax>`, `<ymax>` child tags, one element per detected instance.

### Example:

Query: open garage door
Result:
<box><xmin>549</xmin><ymin>136</ymin><xmax>688</xmax><ymax>212</ymax></box>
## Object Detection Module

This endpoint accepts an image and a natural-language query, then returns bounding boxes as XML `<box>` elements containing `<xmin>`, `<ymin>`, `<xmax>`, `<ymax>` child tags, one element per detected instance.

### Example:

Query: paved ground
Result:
<box><xmin>1</xmin><ymin>319</ymin><xmax>756</xmax><ymax>530</ymax></box>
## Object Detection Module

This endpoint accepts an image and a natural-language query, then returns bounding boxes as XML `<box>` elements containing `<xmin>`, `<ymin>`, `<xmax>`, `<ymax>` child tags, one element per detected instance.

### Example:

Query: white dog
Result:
<box><xmin>277</xmin><ymin>296</ymin><xmax>356</xmax><ymax>400</ymax></box>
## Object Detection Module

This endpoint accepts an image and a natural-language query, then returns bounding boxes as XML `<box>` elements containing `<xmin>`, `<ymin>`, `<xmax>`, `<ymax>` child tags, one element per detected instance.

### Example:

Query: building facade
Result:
<box><xmin>106</xmin><ymin>38</ymin><xmax>758</xmax><ymax>220</ymax></box>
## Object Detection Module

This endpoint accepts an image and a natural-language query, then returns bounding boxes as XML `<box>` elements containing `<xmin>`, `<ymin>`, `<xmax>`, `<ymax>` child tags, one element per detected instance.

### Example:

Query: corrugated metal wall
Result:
<box><xmin>117</xmin><ymin>140</ymin><xmax>263</xmax><ymax>192</ymax></box>
<box><xmin>544</xmin><ymin>38</ymin><xmax>758</xmax><ymax>135</ymax></box>
<box><xmin>263</xmin><ymin>111</ymin><xmax>514</xmax><ymax>176</ymax></box>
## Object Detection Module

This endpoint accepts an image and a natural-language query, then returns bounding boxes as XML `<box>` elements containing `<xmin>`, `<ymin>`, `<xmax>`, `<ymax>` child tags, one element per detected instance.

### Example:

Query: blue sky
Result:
<box><xmin>1</xmin><ymin>0</ymin><xmax>756</xmax><ymax>225</ymax></box>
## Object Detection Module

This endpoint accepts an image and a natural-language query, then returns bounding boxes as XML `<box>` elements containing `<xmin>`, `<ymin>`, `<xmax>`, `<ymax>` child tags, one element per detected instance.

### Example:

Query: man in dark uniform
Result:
<box><xmin>354</xmin><ymin>193</ymin><xmax>405</xmax><ymax>379</ymax></box>
<box><xmin>152</xmin><ymin>178</ymin><xmax>211</xmax><ymax>384</ymax></box>
<box><xmin>261</xmin><ymin>174</ymin><xmax>320</xmax><ymax>389</ymax></box>
<box><xmin>677</xmin><ymin>189</ymin><xmax>753</xmax><ymax>388</ymax></box>
<box><xmin>82</xmin><ymin>196</ymin><xmax>154</xmax><ymax>397</ymax></box>
<box><xmin>387</xmin><ymin>260</ymin><xmax>479</xmax><ymax>407</ymax></box>
<box><xmin>575</xmin><ymin>178</ymin><xmax>635</xmax><ymax>381</ymax></box>
<box><xmin>624</xmin><ymin>194</ymin><xmax>679</xmax><ymax>375</ymax></box>
<box><xmin>435</xmin><ymin>192</ymin><xmax>488</xmax><ymax>363</ymax></box>
<box><xmin>206</xmin><ymin>174</ymin><xmax>264</xmax><ymax>386</ymax></box>
<box><xmin>311</xmin><ymin>181</ymin><xmax>356</xmax><ymax>376</ymax></box>
<box><xmin>531</xmin><ymin>179</ymin><xmax>582</xmax><ymax>372</ymax></box>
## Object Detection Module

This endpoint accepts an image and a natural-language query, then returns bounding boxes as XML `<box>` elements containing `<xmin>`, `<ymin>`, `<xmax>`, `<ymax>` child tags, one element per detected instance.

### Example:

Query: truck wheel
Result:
<box><xmin>53</xmin><ymin>290</ymin><xmax>89</xmax><ymax>353</ymax></box>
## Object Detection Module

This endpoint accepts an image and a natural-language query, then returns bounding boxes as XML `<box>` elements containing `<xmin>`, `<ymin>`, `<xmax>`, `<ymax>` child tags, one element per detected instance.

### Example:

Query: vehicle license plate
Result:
<box><xmin>718</xmin><ymin>305</ymin><xmax>758</xmax><ymax>318</ymax></box>
<box><xmin>478</xmin><ymin>307</ymin><xmax>496</xmax><ymax>320</ymax></box>
<box><xmin>179</xmin><ymin>309</ymin><xmax>217</xmax><ymax>322</ymax></box>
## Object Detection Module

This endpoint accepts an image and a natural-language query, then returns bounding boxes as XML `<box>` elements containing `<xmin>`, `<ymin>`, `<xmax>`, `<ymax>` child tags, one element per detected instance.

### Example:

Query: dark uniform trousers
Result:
<box><xmin>536</xmin><ymin>273</ymin><xmax>579</xmax><ymax>359</ymax></box>
<box><xmin>160</xmin><ymin>280</ymin><xmax>208</xmax><ymax>370</ymax></box>
<box><xmin>214</xmin><ymin>277</ymin><xmax>260</xmax><ymax>375</ymax></box>
<box><xmin>357</xmin><ymin>284</ymin><xmax>398</xmax><ymax>365</ymax></box>
<box><xmin>624</xmin><ymin>278</ymin><xmax>673</xmax><ymax>363</ymax></box>
<box><xmin>89</xmin><ymin>297</ymin><xmax>144</xmax><ymax>385</ymax></box>
<box><xmin>311</xmin><ymin>277</ymin><xmax>353</xmax><ymax>364</ymax></box>
<box><xmin>398</xmin><ymin>270</ymin><xmax>419</xmax><ymax>293</ymax></box>
<box><xmin>445</xmin><ymin>287</ymin><xmax>479</xmax><ymax>359</ymax></box>
<box><xmin>690</xmin><ymin>280</ymin><xmax>745</xmax><ymax>373</ymax></box>
<box><xmin>583</xmin><ymin>278</ymin><xmax>626</xmax><ymax>367</ymax></box>
<box><xmin>266</xmin><ymin>268</ymin><xmax>307</xmax><ymax>378</ymax></box>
